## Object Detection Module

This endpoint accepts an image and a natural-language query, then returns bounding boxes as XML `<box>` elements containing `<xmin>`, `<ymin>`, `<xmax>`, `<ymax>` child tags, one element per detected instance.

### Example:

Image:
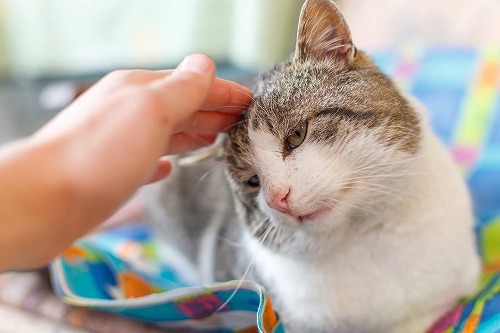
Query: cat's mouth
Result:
<box><xmin>297</xmin><ymin>207</ymin><xmax>331</xmax><ymax>223</ymax></box>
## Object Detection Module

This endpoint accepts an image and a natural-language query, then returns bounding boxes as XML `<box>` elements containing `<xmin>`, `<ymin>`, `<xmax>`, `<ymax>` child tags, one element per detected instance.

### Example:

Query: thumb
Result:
<box><xmin>145</xmin><ymin>157</ymin><xmax>172</xmax><ymax>184</ymax></box>
<box><xmin>157</xmin><ymin>54</ymin><xmax>216</xmax><ymax>129</ymax></box>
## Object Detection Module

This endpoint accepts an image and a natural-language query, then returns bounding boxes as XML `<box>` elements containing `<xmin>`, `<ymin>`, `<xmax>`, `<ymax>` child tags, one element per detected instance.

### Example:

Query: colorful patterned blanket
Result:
<box><xmin>51</xmin><ymin>47</ymin><xmax>500</xmax><ymax>332</ymax></box>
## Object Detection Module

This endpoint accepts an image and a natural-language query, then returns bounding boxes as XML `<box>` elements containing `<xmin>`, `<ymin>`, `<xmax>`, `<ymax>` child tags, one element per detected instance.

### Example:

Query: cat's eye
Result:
<box><xmin>285</xmin><ymin>122</ymin><xmax>308</xmax><ymax>150</ymax></box>
<box><xmin>247</xmin><ymin>175</ymin><xmax>260</xmax><ymax>187</ymax></box>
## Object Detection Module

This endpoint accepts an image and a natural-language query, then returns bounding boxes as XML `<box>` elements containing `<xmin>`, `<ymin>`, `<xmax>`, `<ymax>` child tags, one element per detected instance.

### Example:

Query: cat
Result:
<box><xmin>145</xmin><ymin>0</ymin><xmax>481</xmax><ymax>332</ymax></box>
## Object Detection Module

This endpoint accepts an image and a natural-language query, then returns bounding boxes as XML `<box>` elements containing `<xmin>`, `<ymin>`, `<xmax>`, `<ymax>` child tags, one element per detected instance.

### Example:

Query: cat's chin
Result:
<box><xmin>297</xmin><ymin>207</ymin><xmax>331</xmax><ymax>223</ymax></box>
<box><xmin>268</xmin><ymin>208</ymin><xmax>343</xmax><ymax>234</ymax></box>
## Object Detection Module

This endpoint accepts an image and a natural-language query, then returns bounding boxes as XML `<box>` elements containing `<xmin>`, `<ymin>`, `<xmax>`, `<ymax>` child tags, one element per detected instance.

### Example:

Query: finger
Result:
<box><xmin>154</xmin><ymin>54</ymin><xmax>216</xmax><ymax>128</ymax></box>
<box><xmin>100</xmin><ymin>68</ymin><xmax>252</xmax><ymax>114</ymax></box>
<box><xmin>200</xmin><ymin>78</ymin><xmax>253</xmax><ymax>113</ymax></box>
<box><xmin>166</xmin><ymin>133</ymin><xmax>218</xmax><ymax>155</ymax></box>
<box><xmin>101</xmin><ymin>69</ymin><xmax>174</xmax><ymax>87</ymax></box>
<box><xmin>174</xmin><ymin>111</ymin><xmax>242</xmax><ymax>134</ymax></box>
<box><xmin>145</xmin><ymin>157</ymin><xmax>172</xmax><ymax>184</ymax></box>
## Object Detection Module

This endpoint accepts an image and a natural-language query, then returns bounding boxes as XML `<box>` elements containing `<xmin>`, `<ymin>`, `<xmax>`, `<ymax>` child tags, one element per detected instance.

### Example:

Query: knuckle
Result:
<box><xmin>104</xmin><ymin>69</ymin><xmax>144</xmax><ymax>83</ymax></box>
<box><xmin>137</xmin><ymin>89</ymin><xmax>171</xmax><ymax>125</ymax></box>
<box><xmin>104</xmin><ymin>69</ymin><xmax>129</xmax><ymax>82</ymax></box>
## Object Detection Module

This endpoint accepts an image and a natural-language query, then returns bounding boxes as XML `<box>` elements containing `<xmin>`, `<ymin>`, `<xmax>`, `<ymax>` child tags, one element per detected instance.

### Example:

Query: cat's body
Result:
<box><xmin>146</xmin><ymin>0</ymin><xmax>480</xmax><ymax>332</ymax></box>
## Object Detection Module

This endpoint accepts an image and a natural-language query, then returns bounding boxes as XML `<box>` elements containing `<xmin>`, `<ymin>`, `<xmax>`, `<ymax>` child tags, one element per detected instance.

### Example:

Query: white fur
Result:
<box><xmin>245</xmin><ymin>115</ymin><xmax>480</xmax><ymax>332</ymax></box>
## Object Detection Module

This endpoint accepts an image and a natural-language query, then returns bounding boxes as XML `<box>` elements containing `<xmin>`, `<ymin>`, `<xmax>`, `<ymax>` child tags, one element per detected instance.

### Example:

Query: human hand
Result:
<box><xmin>0</xmin><ymin>54</ymin><xmax>252</xmax><ymax>270</ymax></box>
<box><xmin>35</xmin><ymin>54</ymin><xmax>252</xmax><ymax>186</ymax></box>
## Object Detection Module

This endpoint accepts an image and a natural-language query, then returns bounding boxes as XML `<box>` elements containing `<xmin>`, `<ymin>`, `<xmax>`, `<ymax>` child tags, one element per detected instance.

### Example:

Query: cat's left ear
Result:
<box><xmin>294</xmin><ymin>0</ymin><xmax>355</xmax><ymax>65</ymax></box>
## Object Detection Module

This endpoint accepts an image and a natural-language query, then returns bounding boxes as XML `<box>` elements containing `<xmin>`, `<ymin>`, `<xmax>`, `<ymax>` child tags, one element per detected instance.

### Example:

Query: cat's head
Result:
<box><xmin>224</xmin><ymin>0</ymin><xmax>421</xmax><ymax>244</ymax></box>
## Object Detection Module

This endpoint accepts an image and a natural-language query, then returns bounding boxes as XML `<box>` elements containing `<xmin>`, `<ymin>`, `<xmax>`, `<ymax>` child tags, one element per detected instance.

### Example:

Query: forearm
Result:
<box><xmin>0</xmin><ymin>138</ymin><xmax>81</xmax><ymax>271</ymax></box>
<box><xmin>0</xmin><ymin>116</ymin><xmax>167</xmax><ymax>272</ymax></box>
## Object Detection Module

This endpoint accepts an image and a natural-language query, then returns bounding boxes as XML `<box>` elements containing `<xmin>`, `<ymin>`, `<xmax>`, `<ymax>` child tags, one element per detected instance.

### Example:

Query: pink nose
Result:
<box><xmin>267</xmin><ymin>189</ymin><xmax>291</xmax><ymax>214</ymax></box>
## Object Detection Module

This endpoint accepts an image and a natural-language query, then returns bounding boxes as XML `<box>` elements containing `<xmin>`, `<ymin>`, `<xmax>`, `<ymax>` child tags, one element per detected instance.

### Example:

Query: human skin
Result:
<box><xmin>0</xmin><ymin>54</ymin><xmax>252</xmax><ymax>271</ymax></box>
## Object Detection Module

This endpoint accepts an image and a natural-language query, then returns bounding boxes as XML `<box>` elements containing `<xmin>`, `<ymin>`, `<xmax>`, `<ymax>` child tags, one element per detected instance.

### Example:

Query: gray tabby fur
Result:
<box><xmin>146</xmin><ymin>155</ymin><xmax>251</xmax><ymax>283</ymax></box>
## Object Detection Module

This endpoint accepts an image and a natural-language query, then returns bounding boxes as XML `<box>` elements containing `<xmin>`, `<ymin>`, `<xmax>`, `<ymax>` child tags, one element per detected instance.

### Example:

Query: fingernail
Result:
<box><xmin>178</xmin><ymin>54</ymin><xmax>213</xmax><ymax>75</ymax></box>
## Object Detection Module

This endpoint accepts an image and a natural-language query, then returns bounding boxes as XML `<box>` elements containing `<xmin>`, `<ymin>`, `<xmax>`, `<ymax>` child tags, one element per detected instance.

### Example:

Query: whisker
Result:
<box><xmin>251</xmin><ymin>216</ymin><xmax>271</xmax><ymax>237</ymax></box>
<box><xmin>259</xmin><ymin>223</ymin><xmax>275</xmax><ymax>244</ymax></box>
<box><xmin>341</xmin><ymin>171</ymin><xmax>424</xmax><ymax>183</ymax></box>
<box><xmin>219</xmin><ymin>237</ymin><xmax>247</xmax><ymax>249</ymax></box>
<box><xmin>213</xmin><ymin>221</ymin><xmax>275</xmax><ymax>315</ymax></box>
<box><xmin>259</xmin><ymin>224</ymin><xmax>278</xmax><ymax>252</ymax></box>
<box><xmin>223</xmin><ymin>118</ymin><xmax>249</xmax><ymax>132</ymax></box>
<box><xmin>182</xmin><ymin>131</ymin><xmax>219</xmax><ymax>147</ymax></box>
<box><xmin>341</xmin><ymin>185</ymin><xmax>401</xmax><ymax>198</ymax></box>
<box><xmin>232</xmin><ymin>87</ymin><xmax>266</xmax><ymax>113</ymax></box>
<box><xmin>213</xmin><ymin>254</ymin><xmax>257</xmax><ymax>314</ymax></box>
<box><xmin>345</xmin><ymin>155</ymin><xmax>423</xmax><ymax>175</ymax></box>
<box><xmin>232</xmin><ymin>87</ymin><xmax>254</xmax><ymax>100</ymax></box>
<box><xmin>235</xmin><ymin>89</ymin><xmax>272</xmax><ymax>119</ymax></box>
<box><xmin>188</xmin><ymin>167</ymin><xmax>218</xmax><ymax>202</ymax></box>
<box><xmin>329</xmin><ymin>196</ymin><xmax>372</xmax><ymax>213</ymax></box>
<box><xmin>217</xmin><ymin>104</ymin><xmax>250</xmax><ymax>109</ymax></box>
<box><xmin>349</xmin><ymin>180</ymin><xmax>405</xmax><ymax>192</ymax></box>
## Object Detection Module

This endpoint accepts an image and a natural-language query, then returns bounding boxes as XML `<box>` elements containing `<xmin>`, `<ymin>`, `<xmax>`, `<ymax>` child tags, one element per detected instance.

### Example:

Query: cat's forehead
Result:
<box><xmin>256</xmin><ymin>61</ymin><xmax>342</xmax><ymax>109</ymax></box>
<box><xmin>248</xmin><ymin>59</ymin><xmax>397</xmax><ymax>133</ymax></box>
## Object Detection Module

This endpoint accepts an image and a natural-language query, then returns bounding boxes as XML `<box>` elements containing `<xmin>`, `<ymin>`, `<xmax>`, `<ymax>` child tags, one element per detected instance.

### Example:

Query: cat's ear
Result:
<box><xmin>294</xmin><ymin>0</ymin><xmax>355</xmax><ymax>65</ymax></box>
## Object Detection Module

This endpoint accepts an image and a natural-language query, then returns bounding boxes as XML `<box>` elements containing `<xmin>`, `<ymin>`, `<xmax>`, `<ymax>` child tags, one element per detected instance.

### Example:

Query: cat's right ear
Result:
<box><xmin>294</xmin><ymin>0</ymin><xmax>355</xmax><ymax>66</ymax></box>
